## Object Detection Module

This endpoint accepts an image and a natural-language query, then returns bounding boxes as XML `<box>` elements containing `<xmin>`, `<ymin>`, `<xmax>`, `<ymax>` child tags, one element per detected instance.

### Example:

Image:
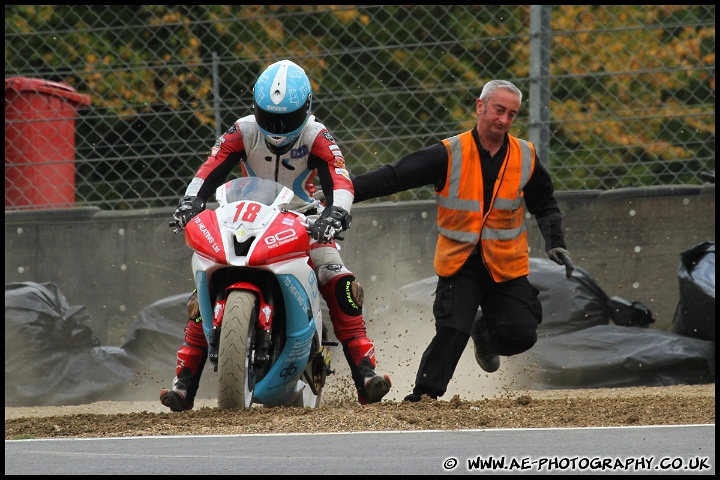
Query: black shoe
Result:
<box><xmin>404</xmin><ymin>393</ymin><xmax>423</xmax><ymax>402</ymax></box>
<box><xmin>470</xmin><ymin>318</ymin><xmax>500</xmax><ymax>373</ymax></box>
<box><xmin>403</xmin><ymin>392</ymin><xmax>437</xmax><ymax>402</ymax></box>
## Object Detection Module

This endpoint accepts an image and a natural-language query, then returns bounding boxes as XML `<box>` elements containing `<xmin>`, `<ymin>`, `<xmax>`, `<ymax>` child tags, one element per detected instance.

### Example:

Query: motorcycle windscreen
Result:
<box><xmin>247</xmin><ymin>212</ymin><xmax>311</xmax><ymax>266</ymax></box>
<box><xmin>184</xmin><ymin>211</ymin><xmax>227</xmax><ymax>263</ymax></box>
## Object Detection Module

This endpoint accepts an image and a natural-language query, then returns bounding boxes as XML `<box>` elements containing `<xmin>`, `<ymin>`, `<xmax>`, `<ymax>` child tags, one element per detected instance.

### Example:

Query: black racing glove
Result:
<box><xmin>172</xmin><ymin>195</ymin><xmax>206</xmax><ymax>230</ymax></box>
<box><xmin>309</xmin><ymin>206</ymin><xmax>352</xmax><ymax>243</ymax></box>
<box><xmin>548</xmin><ymin>247</ymin><xmax>575</xmax><ymax>279</ymax></box>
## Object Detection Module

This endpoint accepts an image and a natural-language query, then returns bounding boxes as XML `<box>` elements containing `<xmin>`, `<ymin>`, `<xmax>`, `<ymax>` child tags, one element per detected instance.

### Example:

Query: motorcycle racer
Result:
<box><xmin>160</xmin><ymin>59</ymin><xmax>392</xmax><ymax>411</ymax></box>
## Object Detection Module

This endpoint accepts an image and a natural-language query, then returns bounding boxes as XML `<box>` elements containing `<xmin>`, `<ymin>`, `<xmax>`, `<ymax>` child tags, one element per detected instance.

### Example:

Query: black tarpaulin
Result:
<box><xmin>527</xmin><ymin>325</ymin><xmax>715</xmax><ymax>389</ymax></box>
<box><xmin>5</xmin><ymin>282</ymin><xmax>137</xmax><ymax>406</ymax></box>
<box><xmin>672</xmin><ymin>241</ymin><xmax>715</xmax><ymax>342</ymax></box>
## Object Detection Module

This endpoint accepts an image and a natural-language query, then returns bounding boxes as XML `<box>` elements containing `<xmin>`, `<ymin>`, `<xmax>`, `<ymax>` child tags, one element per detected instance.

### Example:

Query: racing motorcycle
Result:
<box><xmin>171</xmin><ymin>176</ymin><xmax>337</xmax><ymax>409</ymax></box>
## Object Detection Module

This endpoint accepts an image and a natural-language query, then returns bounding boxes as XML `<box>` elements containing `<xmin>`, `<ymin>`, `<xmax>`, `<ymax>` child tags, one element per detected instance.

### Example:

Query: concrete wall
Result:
<box><xmin>5</xmin><ymin>185</ymin><xmax>714</xmax><ymax>346</ymax></box>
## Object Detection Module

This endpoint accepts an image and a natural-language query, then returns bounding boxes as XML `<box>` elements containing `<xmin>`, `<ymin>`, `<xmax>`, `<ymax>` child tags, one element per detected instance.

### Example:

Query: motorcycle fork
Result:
<box><xmin>208</xmin><ymin>298</ymin><xmax>226</xmax><ymax>371</ymax></box>
<box><xmin>254</xmin><ymin>297</ymin><xmax>274</xmax><ymax>363</ymax></box>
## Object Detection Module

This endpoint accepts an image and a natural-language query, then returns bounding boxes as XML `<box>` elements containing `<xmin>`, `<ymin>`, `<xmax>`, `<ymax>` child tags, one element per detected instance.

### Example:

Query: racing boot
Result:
<box><xmin>160</xmin><ymin>293</ymin><xmax>208</xmax><ymax>412</ymax></box>
<box><xmin>160</xmin><ymin>343</ymin><xmax>207</xmax><ymax>412</ymax></box>
<box><xmin>318</xmin><ymin>272</ymin><xmax>391</xmax><ymax>404</ymax></box>
<box><xmin>470</xmin><ymin>312</ymin><xmax>500</xmax><ymax>373</ymax></box>
<box><xmin>343</xmin><ymin>337</ymin><xmax>392</xmax><ymax>405</ymax></box>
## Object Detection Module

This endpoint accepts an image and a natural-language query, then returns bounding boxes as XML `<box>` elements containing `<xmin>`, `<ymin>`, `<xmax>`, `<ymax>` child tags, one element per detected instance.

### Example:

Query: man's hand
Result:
<box><xmin>172</xmin><ymin>195</ymin><xmax>206</xmax><ymax>230</ymax></box>
<box><xmin>309</xmin><ymin>206</ymin><xmax>352</xmax><ymax>243</ymax></box>
<box><xmin>548</xmin><ymin>247</ymin><xmax>575</xmax><ymax>278</ymax></box>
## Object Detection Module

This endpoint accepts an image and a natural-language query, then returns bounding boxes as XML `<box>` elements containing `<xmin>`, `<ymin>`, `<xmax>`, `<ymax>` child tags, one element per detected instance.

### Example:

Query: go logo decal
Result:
<box><xmin>265</xmin><ymin>229</ymin><xmax>297</xmax><ymax>246</ymax></box>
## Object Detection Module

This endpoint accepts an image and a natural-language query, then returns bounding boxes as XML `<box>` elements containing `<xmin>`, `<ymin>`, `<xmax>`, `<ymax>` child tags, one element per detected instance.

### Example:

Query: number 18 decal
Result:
<box><xmin>234</xmin><ymin>201</ymin><xmax>262</xmax><ymax>222</ymax></box>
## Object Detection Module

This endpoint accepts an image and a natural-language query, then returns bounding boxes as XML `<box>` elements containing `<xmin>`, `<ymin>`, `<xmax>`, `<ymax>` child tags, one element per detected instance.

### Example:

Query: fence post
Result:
<box><xmin>528</xmin><ymin>5</ymin><xmax>552</xmax><ymax>167</ymax></box>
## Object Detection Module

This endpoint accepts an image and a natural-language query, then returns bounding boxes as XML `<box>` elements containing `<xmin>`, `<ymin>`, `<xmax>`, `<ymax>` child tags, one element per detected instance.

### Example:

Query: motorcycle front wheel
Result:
<box><xmin>217</xmin><ymin>290</ymin><xmax>258</xmax><ymax>409</ymax></box>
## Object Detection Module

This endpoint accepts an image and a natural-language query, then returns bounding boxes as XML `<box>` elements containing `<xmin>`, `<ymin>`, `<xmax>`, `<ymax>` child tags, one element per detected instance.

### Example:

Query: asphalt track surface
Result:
<box><xmin>5</xmin><ymin>424</ymin><xmax>715</xmax><ymax>475</ymax></box>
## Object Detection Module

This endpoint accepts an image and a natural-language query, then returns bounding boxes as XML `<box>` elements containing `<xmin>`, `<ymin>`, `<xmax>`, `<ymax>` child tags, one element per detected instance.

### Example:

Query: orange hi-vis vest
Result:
<box><xmin>435</xmin><ymin>130</ymin><xmax>536</xmax><ymax>280</ymax></box>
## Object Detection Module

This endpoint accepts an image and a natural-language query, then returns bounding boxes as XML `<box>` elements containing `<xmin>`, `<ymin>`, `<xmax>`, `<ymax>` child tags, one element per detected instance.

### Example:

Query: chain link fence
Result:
<box><xmin>5</xmin><ymin>5</ymin><xmax>715</xmax><ymax>210</ymax></box>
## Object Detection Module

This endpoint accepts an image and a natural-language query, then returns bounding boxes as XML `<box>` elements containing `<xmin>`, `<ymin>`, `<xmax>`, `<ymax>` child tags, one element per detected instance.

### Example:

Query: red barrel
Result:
<box><xmin>5</xmin><ymin>77</ymin><xmax>91</xmax><ymax>209</ymax></box>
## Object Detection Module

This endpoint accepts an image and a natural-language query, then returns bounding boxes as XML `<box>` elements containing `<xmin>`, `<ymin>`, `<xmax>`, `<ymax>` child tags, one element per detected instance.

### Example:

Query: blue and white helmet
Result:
<box><xmin>253</xmin><ymin>59</ymin><xmax>312</xmax><ymax>154</ymax></box>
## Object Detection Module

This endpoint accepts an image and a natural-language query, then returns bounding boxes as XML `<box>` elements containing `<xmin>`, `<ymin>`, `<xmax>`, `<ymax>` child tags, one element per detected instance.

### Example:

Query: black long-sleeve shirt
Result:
<box><xmin>352</xmin><ymin>129</ymin><xmax>566</xmax><ymax>252</ymax></box>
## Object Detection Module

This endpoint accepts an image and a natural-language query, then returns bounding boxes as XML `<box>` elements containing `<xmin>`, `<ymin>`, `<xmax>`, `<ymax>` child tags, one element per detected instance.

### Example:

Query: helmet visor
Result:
<box><xmin>255</xmin><ymin>98</ymin><xmax>310</xmax><ymax>135</ymax></box>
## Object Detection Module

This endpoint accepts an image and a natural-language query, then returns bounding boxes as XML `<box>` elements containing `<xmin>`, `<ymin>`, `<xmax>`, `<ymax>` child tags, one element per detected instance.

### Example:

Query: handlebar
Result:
<box><xmin>304</xmin><ymin>217</ymin><xmax>345</xmax><ymax>243</ymax></box>
<box><xmin>171</xmin><ymin>212</ymin><xmax>346</xmax><ymax>242</ymax></box>
<box><xmin>169</xmin><ymin>220</ymin><xmax>183</xmax><ymax>234</ymax></box>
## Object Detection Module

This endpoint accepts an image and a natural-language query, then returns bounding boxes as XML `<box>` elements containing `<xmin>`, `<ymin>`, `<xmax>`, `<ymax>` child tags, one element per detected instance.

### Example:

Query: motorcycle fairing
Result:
<box><xmin>221</xmin><ymin>282</ymin><xmax>273</xmax><ymax>332</ymax></box>
<box><xmin>247</xmin><ymin>211</ymin><xmax>311</xmax><ymax>266</ymax></box>
<box><xmin>195</xmin><ymin>270</ymin><xmax>214</xmax><ymax>340</ymax></box>
<box><xmin>220</xmin><ymin>200</ymin><xmax>273</xmax><ymax>243</ymax></box>
<box><xmin>252</xmin><ymin>317</ymin><xmax>315</xmax><ymax>405</ymax></box>
<box><xmin>185</xmin><ymin>210</ymin><xmax>226</xmax><ymax>264</ymax></box>
<box><xmin>252</xmin><ymin>272</ymin><xmax>317</xmax><ymax>404</ymax></box>
<box><xmin>276</xmin><ymin>273</ymin><xmax>316</xmax><ymax>335</ymax></box>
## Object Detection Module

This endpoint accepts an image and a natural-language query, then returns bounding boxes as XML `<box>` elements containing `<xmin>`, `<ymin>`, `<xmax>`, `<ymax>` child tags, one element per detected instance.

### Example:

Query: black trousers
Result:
<box><xmin>412</xmin><ymin>253</ymin><xmax>542</xmax><ymax>398</ymax></box>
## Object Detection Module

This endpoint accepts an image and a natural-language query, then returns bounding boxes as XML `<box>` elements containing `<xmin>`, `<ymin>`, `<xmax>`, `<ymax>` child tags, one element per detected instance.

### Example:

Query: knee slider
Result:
<box><xmin>187</xmin><ymin>290</ymin><xmax>200</xmax><ymax>320</ymax></box>
<box><xmin>350</xmin><ymin>279</ymin><xmax>364</xmax><ymax>308</ymax></box>
<box><xmin>335</xmin><ymin>275</ymin><xmax>364</xmax><ymax>315</ymax></box>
